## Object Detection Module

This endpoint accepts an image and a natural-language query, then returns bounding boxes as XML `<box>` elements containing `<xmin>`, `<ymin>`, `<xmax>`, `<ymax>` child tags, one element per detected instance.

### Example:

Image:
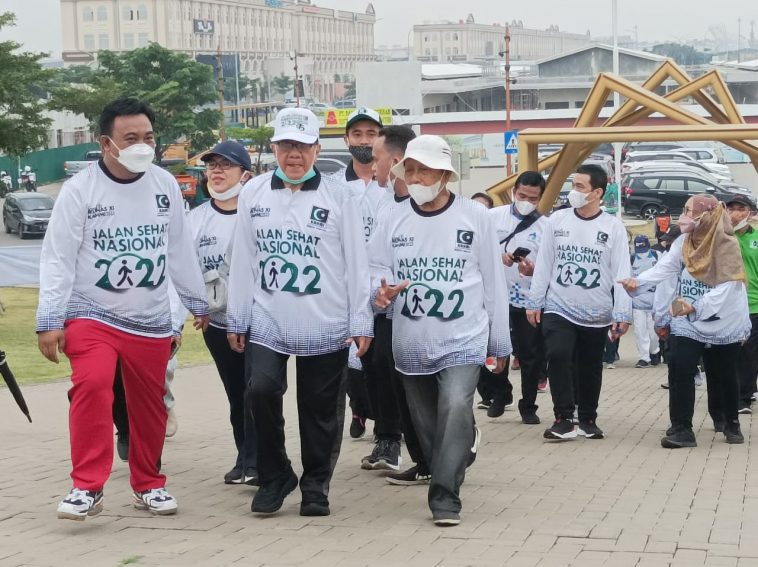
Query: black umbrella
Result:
<box><xmin>0</xmin><ymin>350</ymin><xmax>32</xmax><ymax>423</ymax></box>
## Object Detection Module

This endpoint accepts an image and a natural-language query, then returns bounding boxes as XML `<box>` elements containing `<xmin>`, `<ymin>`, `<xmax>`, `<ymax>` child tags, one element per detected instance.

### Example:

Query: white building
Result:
<box><xmin>59</xmin><ymin>0</ymin><xmax>377</xmax><ymax>102</ymax></box>
<box><xmin>413</xmin><ymin>15</ymin><xmax>590</xmax><ymax>62</ymax></box>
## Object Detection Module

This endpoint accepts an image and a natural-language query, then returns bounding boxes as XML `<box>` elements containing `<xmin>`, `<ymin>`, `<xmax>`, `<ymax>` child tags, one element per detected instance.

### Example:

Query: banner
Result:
<box><xmin>0</xmin><ymin>246</ymin><xmax>41</xmax><ymax>287</ymax></box>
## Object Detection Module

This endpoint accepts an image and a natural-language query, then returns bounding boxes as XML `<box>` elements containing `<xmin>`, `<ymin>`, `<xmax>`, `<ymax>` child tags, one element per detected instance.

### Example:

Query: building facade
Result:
<box><xmin>413</xmin><ymin>16</ymin><xmax>590</xmax><ymax>63</ymax></box>
<box><xmin>60</xmin><ymin>0</ymin><xmax>376</xmax><ymax>102</ymax></box>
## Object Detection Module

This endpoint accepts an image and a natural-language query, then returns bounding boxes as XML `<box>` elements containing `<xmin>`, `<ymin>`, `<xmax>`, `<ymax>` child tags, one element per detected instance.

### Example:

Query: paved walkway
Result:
<box><xmin>1</xmin><ymin>350</ymin><xmax>758</xmax><ymax>567</ymax></box>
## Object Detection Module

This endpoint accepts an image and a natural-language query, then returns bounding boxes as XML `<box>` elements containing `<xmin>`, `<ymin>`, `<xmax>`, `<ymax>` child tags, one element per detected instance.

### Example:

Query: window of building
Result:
<box><xmin>99</xmin><ymin>34</ymin><xmax>109</xmax><ymax>49</ymax></box>
<box><xmin>124</xmin><ymin>33</ymin><xmax>135</xmax><ymax>49</ymax></box>
<box><xmin>138</xmin><ymin>33</ymin><xmax>149</xmax><ymax>47</ymax></box>
<box><xmin>83</xmin><ymin>34</ymin><xmax>95</xmax><ymax>50</ymax></box>
<box><xmin>97</xmin><ymin>6</ymin><xmax>107</xmax><ymax>21</ymax></box>
<box><xmin>122</xmin><ymin>6</ymin><xmax>134</xmax><ymax>20</ymax></box>
<box><xmin>137</xmin><ymin>4</ymin><xmax>148</xmax><ymax>20</ymax></box>
<box><xmin>453</xmin><ymin>33</ymin><xmax>459</xmax><ymax>41</ymax></box>
<box><xmin>82</xmin><ymin>7</ymin><xmax>94</xmax><ymax>22</ymax></box>
<box><xmin>544</xmin><ymin>101</ymin><xmax>569</xmax><ymax>110</ymax></box>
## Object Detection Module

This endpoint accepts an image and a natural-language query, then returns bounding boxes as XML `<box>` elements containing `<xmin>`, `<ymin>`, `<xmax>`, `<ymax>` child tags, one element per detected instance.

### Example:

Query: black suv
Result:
<box><xmin>622</xmin><ymin>171</ymin><xmax>732</xmax><ymax>219</ymax></box>
<box><xmin>2</xmin><ymin>192</ymin><xmax>55</xmax><ymax>239</ymax></box>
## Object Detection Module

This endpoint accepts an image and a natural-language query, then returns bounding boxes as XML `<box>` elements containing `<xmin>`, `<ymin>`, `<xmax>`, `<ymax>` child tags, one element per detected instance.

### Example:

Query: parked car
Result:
<box><xmin>622</xmin><ymin>160</ymin><xmax>732</xmax><ymax>182</ymax></box>
<box><xmin>621</xmin><ymin>171</ymin><xmax>733</xmax><ymax>219</ymax></box>
<box><xmin>2</xmin><ymin>192</ymin><xmax>55</xmax><ymax>239</ymax></box>
<box><xmin>719</xmin><ymin>182</ymin><xmax>758</xmax><ymax>206</ymax></box>
<box><xmin>623</xmin><ymin>141</ymin><xmax>685</xmax><ymax>156</ymax></box>
<box><xmin>63</xmin><ymin>150</ymin><xmax>102</xmax><ymax>177</ymax></box>
<box><xmin>333</xmin><ymin>99</ymin><xmax>355</xmax><ymax>109</ymax></box>
<box><xmin>623</xmin><ymin>150</ymin><xmax>732</xmax><ymax>179</ymax></box>
<box><xmin>660</xmin><ymin>147</ymin><xmax>731</xmax><ymax>177</ymax></box>
<box><xmin>315</xmin><ymin>150</ymin><xmax>352</xmax><ymax>175</ymax></box>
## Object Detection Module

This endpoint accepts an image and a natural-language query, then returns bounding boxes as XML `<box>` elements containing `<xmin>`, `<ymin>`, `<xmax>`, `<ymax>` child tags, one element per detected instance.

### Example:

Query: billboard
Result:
<box><xmin>193</xmin><ymin>19</ymin><xmax>215</xmax><ymax>35</ymax></box>
<box><xmin>323</xmin><ymin>108</ymin><xmax>393</xmax><ymax>127</ymax></box>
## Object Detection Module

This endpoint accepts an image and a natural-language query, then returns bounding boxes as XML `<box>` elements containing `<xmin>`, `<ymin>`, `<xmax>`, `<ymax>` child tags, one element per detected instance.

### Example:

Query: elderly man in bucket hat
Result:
<box><xmin>371</xmin><ymin>135</ymin><xmax>511</xmax><ymax>526</ymax></box>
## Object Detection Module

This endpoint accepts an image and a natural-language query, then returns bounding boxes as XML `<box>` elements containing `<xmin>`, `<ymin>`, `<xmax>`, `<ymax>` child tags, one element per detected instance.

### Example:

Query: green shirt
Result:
<box><xmin>737</xmin><ymin>226</ymin><xmax>758</xmax><ymax>313</ymax></box>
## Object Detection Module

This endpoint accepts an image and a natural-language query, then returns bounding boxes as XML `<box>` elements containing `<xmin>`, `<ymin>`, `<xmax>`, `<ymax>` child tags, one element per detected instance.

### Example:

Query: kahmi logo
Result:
<box><xmin>310</xmin><ymin>206</ymin><xmax>329</xmax><ymax>224</ymax></box>
<box><xmin>155</xmin><ymin>194</ymin><xmax>170</xmax><ymax>216</ymax></box>
<box><xmin>596</xmin><ymin>231</ymin><xmax>609</xmax><ymax>244</ymax></box>
<box><xmin>455</xmin><ymin>229</ymin><xmax>474</xmax><ymax>252</ymax></box>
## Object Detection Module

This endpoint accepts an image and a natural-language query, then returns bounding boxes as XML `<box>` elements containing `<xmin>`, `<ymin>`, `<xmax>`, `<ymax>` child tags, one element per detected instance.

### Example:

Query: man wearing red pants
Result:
<box><xmin>35</xmin><ymin>98</ymin><xmax>208</xmax><ymax>521</ymax></box>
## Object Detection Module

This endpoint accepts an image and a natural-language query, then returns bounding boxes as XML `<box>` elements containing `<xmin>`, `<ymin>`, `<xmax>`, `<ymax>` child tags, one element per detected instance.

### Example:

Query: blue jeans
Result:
<box><xmin>402</xmin><ymin>365</ymin><xmax>479</xmax><ymax>515</ymax></box>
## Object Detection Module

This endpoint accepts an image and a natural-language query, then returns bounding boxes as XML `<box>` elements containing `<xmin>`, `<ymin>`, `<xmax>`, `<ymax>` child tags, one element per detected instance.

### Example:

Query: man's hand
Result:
<box><xmin>375</xmin><ymin>278</ymin><xmax>409</xmax><ymax>310</ymax></box>
<box><xmin>38</xmin><ymin>330</ymin><xmax>65</xmax><ymax>363</ymax></box>
<box><xmin>670</xmin><ymin>301</ymin><xmax>695</xmax><ymax>317</ymax></box>
<box><xmin>227</xmin><ymin>333</ymin><xmax>246</xmax><ymax>353</ymax></box>
<box><xmin>348</xmin><ymin>336</ymin><xmax>373</xmax><ymax>357</ymax></box>
<box><xmin>502</xmin><ymin>252</ymin><xmax>515</xmax><ymax>267</ymax></box>
<box><xmin>171</xmin><ymin>334</ymin><xmax>182</xmax><ymax>351</ymax></box>
<box><xmin>193</xmin><ymin>314</ymin><xmax>209</xmax><ymax>331</ymax></box>
<box><xmin>526</xmin><ymin>309</ymin><xmax>542</xmax><ymax>327</ymax></box>
<box><xmin>493</xmin><ymin>357</ymin><xmax>507</xmax><ymax>374</ymax></box>
<box><xmin>655</xmin><ymin>326</ymin><xmax>670</xmax><ymax>339</ymax></box>
<box><xmin>517</xmin><ymin>257</ymin><xmax>535</xmax><ymax>277</ymax></box>
<box><xmin>610</xmin><ymin>321</ymin><xmax>630</xmax><ymax>340</ymax></box>
<box><xmin>618</xmin><ymin>278</ymin><xmax>639</xmax><ymax>294</ymax></box>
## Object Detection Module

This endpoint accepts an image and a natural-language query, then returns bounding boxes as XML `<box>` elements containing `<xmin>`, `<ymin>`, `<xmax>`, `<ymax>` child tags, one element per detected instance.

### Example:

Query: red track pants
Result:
<box><xmin>64</xmin><ymin>319</ymin><xmax>171</xmax><ymax>492</ymax></box>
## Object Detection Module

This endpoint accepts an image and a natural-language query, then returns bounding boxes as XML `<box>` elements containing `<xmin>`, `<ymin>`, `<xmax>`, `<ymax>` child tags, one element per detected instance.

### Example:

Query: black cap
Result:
<box><xmin>725</xmin><ymin>192</ymin><xmax>757</xmax><ymax>211</ymax></box>
<box><xmin>201</xmin><ymin>140</ymin><xmax>252</xmax><ymax>171</ymax></box>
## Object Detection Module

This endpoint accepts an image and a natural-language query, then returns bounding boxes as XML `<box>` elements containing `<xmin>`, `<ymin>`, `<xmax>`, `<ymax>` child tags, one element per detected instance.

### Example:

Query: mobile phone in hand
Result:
<box><xmin>512</xmin><ymin>247</ymin><xmax>531</xmax><ymax>261</ymax></box>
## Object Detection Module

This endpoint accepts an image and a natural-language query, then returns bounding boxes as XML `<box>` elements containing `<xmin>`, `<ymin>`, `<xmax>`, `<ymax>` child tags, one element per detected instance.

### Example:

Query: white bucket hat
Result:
<box><xmin>391</xmin><ymin>135</ymin><xmax>459</xmax><ymax>182</ymax></box>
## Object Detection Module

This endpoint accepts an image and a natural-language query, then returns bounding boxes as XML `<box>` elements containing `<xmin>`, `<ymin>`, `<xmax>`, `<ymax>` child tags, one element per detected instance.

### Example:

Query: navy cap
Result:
<box><xmin>202</xmin><ymin>140</ymin><xmax>251</xmax><ymax>171</ymax></box>
<box><xmin>725</xmin><ymin>192</ymin><xmax>757</xmax><ymax>211</ymax></box>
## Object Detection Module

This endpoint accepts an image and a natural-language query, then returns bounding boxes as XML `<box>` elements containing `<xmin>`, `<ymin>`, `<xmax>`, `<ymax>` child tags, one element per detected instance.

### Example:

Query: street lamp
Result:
<box><xmin>290</xmin><ymin>51</ymin><xmax>301</xmax><ymax>108</ymax></box>
<box><xmin>499</xmin><ymin>26</ymin><xmax>517</xmax><ymax>176</ymax></box>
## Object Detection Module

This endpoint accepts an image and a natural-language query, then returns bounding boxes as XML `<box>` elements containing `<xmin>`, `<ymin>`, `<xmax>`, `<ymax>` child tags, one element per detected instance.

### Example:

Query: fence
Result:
<box><xmin>0</xmin><ymin>143</ymin><xmax>100</xmax><ymax>188</ymax></box>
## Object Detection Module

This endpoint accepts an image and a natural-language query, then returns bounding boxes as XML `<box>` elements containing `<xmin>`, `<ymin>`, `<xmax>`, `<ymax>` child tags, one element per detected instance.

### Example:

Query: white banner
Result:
<box><xmin>0</xmin><ymin>246</ymin><xmax>41</xmax><ymax>287</ymax></box>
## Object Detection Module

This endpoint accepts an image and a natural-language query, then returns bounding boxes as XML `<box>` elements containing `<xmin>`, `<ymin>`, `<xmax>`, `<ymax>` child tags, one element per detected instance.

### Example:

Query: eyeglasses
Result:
<box><xmin>205</xmin><ymin>160</ymin><xmax>236</xmax><ymax>171</ymax></box>
<box><xmin>276</xmin><ymin>141</ymin><xmax>316</xmax><ymax>153</ymax></box>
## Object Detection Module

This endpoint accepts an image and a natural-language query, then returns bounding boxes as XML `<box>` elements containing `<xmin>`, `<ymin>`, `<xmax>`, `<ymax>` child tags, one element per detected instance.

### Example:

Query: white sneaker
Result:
<box><xmin>606</xmin><ymin>363</ymin><xmax>616</xmax><ymax>369</ymax></box>
<box><xmin>165</xmin><ymin>408</ymin><xmax>178</xmax><ymax>438</ymax></box>
<box><xmin>133</xmin><ymin>487</ymin><xmax>178</xmax><ymax>515</ymax></box>
<box><xmin>57</xmin><ymin>488</ymin><xmax>103</xmax><ymax>521</ymax></box>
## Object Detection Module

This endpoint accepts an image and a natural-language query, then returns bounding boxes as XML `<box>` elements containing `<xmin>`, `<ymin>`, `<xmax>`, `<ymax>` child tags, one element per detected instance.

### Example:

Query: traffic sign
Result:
<box><xmin>504</xmin><ymin>131</ymin><xmax>518</xmax><ymax>154</ymax></box>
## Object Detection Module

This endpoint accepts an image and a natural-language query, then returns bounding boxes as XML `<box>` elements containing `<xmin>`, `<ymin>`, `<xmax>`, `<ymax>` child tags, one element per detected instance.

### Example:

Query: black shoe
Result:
<box><xmin>432</xmin><ymin>510</ymin><xmax>461</xmax><ymax>526</ymax></box>
<box><xmin>116</xmin><ymin>432</ymin><xmax>129</xmax><ymax>462</ymax></box>
<box><xmin>385</xmin><ymin>465</ymin><xmax>431</xmax><ymax>486</ymax></box>
<box><xmin>487</xmin><ymin>398</ymin><xmax>506</xmax><ymax>418</ymax></box>
<box><xmin>224</xmin><ymin>466</ymin><xmax>244</xmax><ymax>485</ymax></box>
<box><xmin>725</xmin><ymin>423</ymin><xmax>744</xmax><ymax>444</ymax></box>
<box><xmin>660</xmin><ymin>382</ymin><xmax>670</xmax><ymax>389</ymax></box>
<box><xmin>635</xmin><ymin>360</ymin><xmax>650</xmax><ymax>369</ymax></box>
<box><xmin>738</xmin><ymin>405</ymin><xmax>752</xmax><ymax>415</ymax></box>
<box><xmin>251</xmin><ymin>469</ymin><xmax>298</xmax><ymax>514</ymax></box>
<box><xmin>300</xmin><ymin>492</ymin><xmax>330</xmax><ymax>516</ymax></box>
<box><xmin>476</xmin><ymin>399</ymin><xmax>492</xmax><ymax>410</ymax></box>
<box><xmin>466</xmin><ymin>426</ymin><xmax>481</xmax><ymax>467</ymax></box>
<box><xmin>244</xmin><ymin>467</ymin><xmax>259</xmax><ymax>486</ymax></box>
<box><xmin>521</xmin><ymin>413</ymin><xmax>541</xmax><ymax>425</ymax></box>
<box><xmin>661</xmin><ymin>428</ymin><xmax>696</xmax><ymax>448</ymax></box>
<box><xmin>349</xmin><ymin>414</ymin><xmax>366</xmax><ymax>439</ymax></box>
<box><xmin>543</xmin><ymin>419</ymin><xmax>576</xmax><ymax>441</ymax></box>
<box><xmin>577</xmin><ymin>420</ymin><xmax>604</xmax><ymax>439</ymax></box>
<box><xmin>362</xmin><ymin>439</ymin><xmax>402</xmax><ymax>471</ymax></box>
<box><xmin>714</xmin><ymin>420</ymin><xmax>726</xmax><ymax>433</ymax></box>
<box><xmin>650</xmin><ymin>352</ymin><xmax>661</xmax><ymax>366</ymax></box>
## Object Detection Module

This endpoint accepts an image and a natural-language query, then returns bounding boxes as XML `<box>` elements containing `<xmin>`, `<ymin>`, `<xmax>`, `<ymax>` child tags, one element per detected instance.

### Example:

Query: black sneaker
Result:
<box><xmin>577</xmin><ymin>420</ymin><xmax>604</xmax><ymax>439</ymax></box>
<box><xmin>349</xmin><ymin>414</ymin><xmax>366</xmax><ymax>439</ymax></box>
<box><xmin>56</xmin><ymin>488</ymin><xmax>104</xmax><ymax>521</ymax></box>
<box><xmin>244</xmin><ymin>467</ymin><xmax>259</xmax><ymax>486</ymax></box>
<box><xmin>661</xmin><ymin>382</ymin><xmax>670</xmax><ymax>389</ymax></box>
<box><xmin>543</xmin><ymin>419</ymin><xmax>576</xmax><ymax>441</ymax></box>
<box><xmin>376</xmin><ymin>439</ymin><xmax>402</xmax><ymax>471</ymax></box>
<box><xmin>433</xmin><ymin>510</ymin><xmax>461</xmax><ymax>526</ymax></box>
<box><xmin>360</xmin><ymin>441</ymin><xmax>382</xmax><ymax>470</ymax></box>
<box><xmin>661</xmin><ymin>428</ymin><xmax>697</xmax><ymax>448</ymax></box>
<box><xmin>725</xmin><ymin>423</ymin><xmax>744</xmax><ymax>444</ymax></box>
<box><xmin>713</xmin><ymin>420</ymin><xmax>725</xmax><ymax>433</ymax></box>
<box><xmin>116</xmin><ymin>432</ymin><xmax>129</xmax><ymax>462</ymax></box>
<box><xmin>467</xmin><ymin>426</ymin><xmax>481</xmax><ymax>467</ymax></box>
<box><xmin>476</xmin><ymin>399</ymin><xmax>492</xmax><ymax>410</ymax></box>
<box><xmin>251</xmin><ymin>469</ymin><xmax>298</xmax><ymax>514</ymax></box>
<box><xmin>738</xmin><ymin>405</ymin><xmax>752</xmax><ymax>415</ymax></box>
<box><xmin>385</xmin><ymin>465</ymin><xmax>431</xmax><ymax>486</ymax></box>
<box><xmin>521</xmin><ymin>413</ymin><xmax>541</xmax><ymax>425</ymax></box>
<box><xmin>635</xmin><ymin>360</ymin><xmax>650</xmax><ymax>369</ymax></box>
<box><xmin>300</xmin><ymin>491</ymin><xmax>330</xmax><ymax>516</ymax></box>
<box><xmin>224</xmin><ymin>466</ymin><xmax>244</xmax><ymax>485</ymax></box>
<box><xmin>487</xmin><ymin>398</ymin><xmax>506</xmax><ymax>418</ymax></box>
<box><xmin>650</xmin><ymin>352</ymin><xmax>661</xmax><ymax>366</ymax></box>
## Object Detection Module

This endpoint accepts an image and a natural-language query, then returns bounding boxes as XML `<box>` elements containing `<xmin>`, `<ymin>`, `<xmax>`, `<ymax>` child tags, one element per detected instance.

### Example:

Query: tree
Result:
<box><xmin>0</xmin><ymin>12</ymin><xmax>55</xmax><ymax>158</ymax></box>
<box><xmin>49</xmin><ymin>43</ymin><xmax>222</xmax><ymax>160</ymax></box>
<box><xmin>344</xmin><ymin>80</ymin><xmax>356</xmax><ymax>100</ymax></box>
<box><xmin>650</xmin><ymin>43</ymin><xmax>711</xmax><ymax>66</ymax></box>
<box><xmin>271</xmin><ymin>74</ymin><xmax>293</xmax><ymax>97</ymax></box>
<box><xmin>225</xmin><ymin>125</ymin><xmax>273</xmax><ymax>173</ymax></box>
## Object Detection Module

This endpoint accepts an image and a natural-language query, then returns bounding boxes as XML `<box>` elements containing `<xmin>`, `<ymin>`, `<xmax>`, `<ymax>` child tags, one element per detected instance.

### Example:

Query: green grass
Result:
<box><xmin>0</xmin><ymin>287</ymin><xmax>212</xmax><ymax>386</ymax></box>
<box><xmin>118</xmin><ymin>557</ymin><xmax>143</xmax><ymax>566</ymax></box>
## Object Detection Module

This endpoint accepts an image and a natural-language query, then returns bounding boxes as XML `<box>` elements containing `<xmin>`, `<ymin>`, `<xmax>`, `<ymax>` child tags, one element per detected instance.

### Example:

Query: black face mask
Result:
<box><xmin>349</xmin><ymin>145</ymin><xmax>374</xmax><ymax>165</ymax></box>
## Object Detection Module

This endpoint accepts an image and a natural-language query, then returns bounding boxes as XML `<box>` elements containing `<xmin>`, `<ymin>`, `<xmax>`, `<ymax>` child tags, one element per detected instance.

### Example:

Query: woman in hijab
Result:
<box><xmin>620</xmin><ymin>195</ymin><xmax>751</xmax><ymax>448</ymax></box>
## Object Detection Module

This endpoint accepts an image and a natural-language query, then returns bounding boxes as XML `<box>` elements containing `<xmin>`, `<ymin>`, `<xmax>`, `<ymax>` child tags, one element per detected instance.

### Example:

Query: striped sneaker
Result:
<box><xmin>57</xmin><ymin>488</ymin><xmax>103</xmax><ymax>521</ymax></box>
<box><xmin>133</xmin><ymin>487</ymin><xmax>178</xmax><ymax>515</ymax></box>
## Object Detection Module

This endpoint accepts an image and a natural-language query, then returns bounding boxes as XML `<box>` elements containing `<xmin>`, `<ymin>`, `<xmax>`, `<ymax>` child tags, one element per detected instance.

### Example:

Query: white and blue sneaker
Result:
<box><xmin>133</xmin><ymin>487</ymin><xmax>178</xmax><ymax>516</ymax></box>
<box><xmin>57</xmin><ymin>488</ymin><xmax>104</xmax><ymax>521</ymax></box>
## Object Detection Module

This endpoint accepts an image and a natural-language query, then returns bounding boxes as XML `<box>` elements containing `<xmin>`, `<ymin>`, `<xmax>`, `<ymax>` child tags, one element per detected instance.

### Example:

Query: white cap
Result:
<box><xmin>346</xmin><ymin>107</ymin><xmax>382</xmax><ymax>131</ymax></box>
<box><xmin>272</xmin><ymin>108</ymin><xmax>320</xmax><ymax>144</ymax></box>
<box><xmin>391</xmin><ymin>135</ymin><xmax>459</xmax><ymax>182</ymax></box>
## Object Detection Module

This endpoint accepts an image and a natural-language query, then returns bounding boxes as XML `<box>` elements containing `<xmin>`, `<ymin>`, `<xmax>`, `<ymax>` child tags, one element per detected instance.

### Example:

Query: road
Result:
<box><xmin>0</xmin><ymin>182</ymin><xmax>62</xmax><ymax>247</ymax></box>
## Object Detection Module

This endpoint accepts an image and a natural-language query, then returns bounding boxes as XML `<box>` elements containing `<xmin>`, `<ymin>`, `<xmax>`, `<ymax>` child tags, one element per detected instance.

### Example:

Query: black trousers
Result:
<box><xmin>347</xmin><ymin>368</ymin><xmax>373</xmax><ymax>420</ymax></box>
<box><xmin>247</xmin><ymin>343</ymin><xmax>348</xmax><ymax>497</ymax></box>
<box><xmin>542</xmin><ymin>313</ymin><xmax>608</xmax><ymax>422</ymax></box>
<box><xmin>738</xmin><ymin>314</ymin><xmax>758</xmax><ymax>407</ymax></box>
<box><xmin>669</xmin><ymin>335</ymin><xmax>741</xmax><ymax>430</ymax></box>
<box><xmin>361</xmin><ymin>315</ymin><xmax>402</xmax><ymax>441</ymax></box>
<box><xmin>204</xmin><ymin>325</ymin><xmax>257</xmax><ymax>470</ymax></box>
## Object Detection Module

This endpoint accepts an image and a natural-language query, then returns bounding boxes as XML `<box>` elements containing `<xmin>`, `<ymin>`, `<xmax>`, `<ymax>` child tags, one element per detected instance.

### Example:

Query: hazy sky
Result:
<box><xmin>1</xmin><ymin>0</ymin><xmax>755</xmax><ymax>56</ymax></box>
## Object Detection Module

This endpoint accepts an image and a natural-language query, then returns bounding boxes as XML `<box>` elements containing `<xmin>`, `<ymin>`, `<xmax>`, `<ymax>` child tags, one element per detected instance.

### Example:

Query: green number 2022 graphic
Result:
<box><xmin>94</xmin><ymin>253</ymin><xmax>166</xmax><ymax>290</ymax></box>
<box><xmin>259</xmin><ymin>255</ymin><xmax>321</xmax><ymax>295</ymax></box>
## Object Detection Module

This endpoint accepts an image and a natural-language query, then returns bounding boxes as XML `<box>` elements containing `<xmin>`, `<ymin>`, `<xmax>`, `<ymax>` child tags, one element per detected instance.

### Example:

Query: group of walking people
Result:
<box><xmin>35</xmin><ymin>98</ymin><xmax>758</xmax><ymax>528</ymax></box>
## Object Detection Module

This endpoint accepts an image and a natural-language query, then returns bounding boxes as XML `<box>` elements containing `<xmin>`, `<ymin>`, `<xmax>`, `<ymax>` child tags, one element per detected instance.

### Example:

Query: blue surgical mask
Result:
<box><xmin>274</xmin><ymin>167</ymin><xmax>317</xmax><ymax>186</ymax></box>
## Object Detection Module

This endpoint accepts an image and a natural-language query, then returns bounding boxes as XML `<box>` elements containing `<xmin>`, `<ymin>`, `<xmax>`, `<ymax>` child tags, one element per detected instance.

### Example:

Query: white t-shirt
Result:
<box><xmin>227</xmin><ymin>170</ymin><xmax>373</xmax><ymax>356</ymax></box>
<box><xmin>332</xmin><ymin>161</ymin><xmax>390</xmax><ymax>242</ymax></box>
<box><xmin>370</xmin><ymin>194</ymin><xmax>511</xmax><ymax>375</ymax></box>
<box><xmin>36</xmin><ymin>161</ymin><xmax>208</xmax><ymax>338</ymax></box>
<box><xmin>528</xmin><ymin>208</ymin><xmax>632</xmax><ymax>327</ymax></box>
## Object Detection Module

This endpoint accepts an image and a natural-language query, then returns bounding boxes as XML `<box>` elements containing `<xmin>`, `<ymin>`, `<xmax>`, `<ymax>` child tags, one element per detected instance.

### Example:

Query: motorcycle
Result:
<box><xmin>0</xmin><ymin>172</ymin><xmax>12</xmax><ymax>197</ymax></box>
<box><xmin>18</xmin><ymin>168</ymin><xmax>37</xmax><ymax>192</ymax></box>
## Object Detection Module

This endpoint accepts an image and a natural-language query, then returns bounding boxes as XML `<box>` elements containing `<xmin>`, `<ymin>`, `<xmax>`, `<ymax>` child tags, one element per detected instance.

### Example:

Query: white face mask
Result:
<box><xmin>514</xmin><ymin>199</ymin><xmax>537</xmax><ymax>216</ymax></box>
<box><xmin>735</xmin><ymin>218</ymin><xmax>749</xmax><ymax>231</ymax></box>
<box><xmin>109</xmin><ymin>138</ymin><xmax>155</xmax><ymax>173</ymax></box>
<box><xmin>568</xmin><ymin>189</ymin><xmax>590</xmax><ymax>209</ymax></box>
<box><xmin>210</xmin><ymin>181</ymin><xmax>244</xmax><ymax>202</ymax></box>
<box><xmin>408</xmin><ymin>179</ymin><xmax>444</xmax><ymax>206</ymax></box>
